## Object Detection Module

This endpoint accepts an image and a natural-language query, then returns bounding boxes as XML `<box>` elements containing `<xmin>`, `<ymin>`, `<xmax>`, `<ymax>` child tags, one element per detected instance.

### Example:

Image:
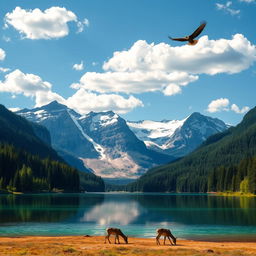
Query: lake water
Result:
<box><xmin>0</xmin><ymin>193</ymin><xmax>256</xmax><ymax>241</ymax></box>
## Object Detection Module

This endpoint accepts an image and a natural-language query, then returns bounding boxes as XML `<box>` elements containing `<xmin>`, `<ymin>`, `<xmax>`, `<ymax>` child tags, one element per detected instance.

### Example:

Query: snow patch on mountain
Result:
<box><xmin>86</xmin><ymin>112</ymin><xmax>119</xmax><ymax>131</ymax></box>
<box><xmin>67</xmin><ymin>109</ymin><xmax>106</xmax><ymax>159</ymax></box>
<box><xmin>128</xmin><ymin>113</ymin><xmax>229</xmax><ymax>157</ymax></box>
<box><xmin>127</xmin><ymin>118</ymin><xmax>187</xmax><ymax>149</ymax></box>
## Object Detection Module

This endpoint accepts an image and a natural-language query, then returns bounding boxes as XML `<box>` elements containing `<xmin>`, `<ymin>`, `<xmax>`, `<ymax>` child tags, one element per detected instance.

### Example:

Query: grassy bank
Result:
<box><xmin>216</xmin><ymin>191</ymin><xmax>256</xmax><ymax>197</ymax></box>
<box><xmin>0</xmin><ymin>236</ymin><xmax>255</xmax><ymax>256</ymax></box>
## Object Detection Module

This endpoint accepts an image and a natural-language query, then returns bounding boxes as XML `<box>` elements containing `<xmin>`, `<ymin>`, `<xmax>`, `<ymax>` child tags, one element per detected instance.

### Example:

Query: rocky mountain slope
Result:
<box><xmin>17</xmin><ymin>101</ymin><xmax>173</xmax><ymax>179</ymax></box>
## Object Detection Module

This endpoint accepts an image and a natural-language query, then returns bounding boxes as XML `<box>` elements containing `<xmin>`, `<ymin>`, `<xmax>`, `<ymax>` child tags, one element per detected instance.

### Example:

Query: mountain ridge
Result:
<box><xmin>16</xmin><ymin>101</ymin><xmax>230</xmax><ymax>180</ymax></box>
<box><xmin>128</xmin><ymin>111</ymin><xmax>229</xmax><ymax>157</ymax></box>
<box><xmin>125</xmin><ymin>106</ymin><xmax>256</xmax><ymax>193</ymax></box>
<box><xmin>17</xmin><ymin>101</ymin><xmax>174</xmax><ymax>179</ymax></box>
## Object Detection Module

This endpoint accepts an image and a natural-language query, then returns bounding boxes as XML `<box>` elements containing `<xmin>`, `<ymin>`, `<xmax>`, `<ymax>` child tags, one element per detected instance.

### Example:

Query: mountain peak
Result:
<box><xmin>42</xmin><ymin>101</ymin><xmax>67</xmax><ymax>111</ymax></box>
<box><xmin>188</xmin><ymin>112</ymin><xmax>202</xmax><ymax>118</ymax></box>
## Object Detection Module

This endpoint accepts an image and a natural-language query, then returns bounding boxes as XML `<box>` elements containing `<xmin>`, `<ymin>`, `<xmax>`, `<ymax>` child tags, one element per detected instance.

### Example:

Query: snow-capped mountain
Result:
<box><xmin>127</xmin><ymin>118</ymin><xmax>187</xmax><ymax>151</ymax></box>
<box><xmin>17</xmin><ymin>101</ymin><xmax>229</xmax><ymax>178</ymax></box>
<box><xmin>17</xmin><ymin>101</ymin><xmax>173</xmax><ymax>179</ymax></box>
<box><xmin>128</xmin><ymin>112</ymin><xmax>229</xmax><ymax>157</ymax></box>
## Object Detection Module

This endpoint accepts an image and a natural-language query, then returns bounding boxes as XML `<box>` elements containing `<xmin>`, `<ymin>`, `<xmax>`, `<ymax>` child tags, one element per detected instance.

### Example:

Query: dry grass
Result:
<box><xmin>0</xmin><ymin>236</ymin><xmax>255</xmax><ymax>256</ymax></box>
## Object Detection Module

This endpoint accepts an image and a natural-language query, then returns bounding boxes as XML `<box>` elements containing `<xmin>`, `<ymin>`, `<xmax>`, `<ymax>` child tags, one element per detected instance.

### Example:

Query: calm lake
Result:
<box><xmin>0</xmin><ymin>193</ymin><xmax>256</xmax><ymax>241</ymax></box>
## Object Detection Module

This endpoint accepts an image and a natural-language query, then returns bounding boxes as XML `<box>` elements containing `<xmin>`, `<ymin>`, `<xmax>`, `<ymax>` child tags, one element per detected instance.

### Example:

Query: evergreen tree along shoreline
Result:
<box><xmin>125</xmin><ymin>107</ymin><xmax>256</xmax><ymax>194</ymax></box>
<box><xmin>0</xmin><ymin>144</ymin><xmax>79</xmax><ymax>192</ymax></box>
<box><xmin>0</xmin><ymin>104</ymin><xmax>104</xmax><ymax>193</ymax></box>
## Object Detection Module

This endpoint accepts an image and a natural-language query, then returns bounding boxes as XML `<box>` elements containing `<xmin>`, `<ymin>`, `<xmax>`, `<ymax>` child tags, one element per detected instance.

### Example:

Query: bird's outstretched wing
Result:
<box><xmin>168</xmin><ymin>36</ymin><xmax>188</xmax><ymax>42</ymax></box>
<box><xmin>189</xmin><ymin>22</ymin><xmax>207</xmax><ymax>39</ymax></box>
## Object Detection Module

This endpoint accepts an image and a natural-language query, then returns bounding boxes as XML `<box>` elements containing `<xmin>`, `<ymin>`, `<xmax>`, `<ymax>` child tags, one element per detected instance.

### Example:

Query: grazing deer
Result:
<box><xmin>104</xmin><ymin>227</ymin><xmax>128</xmax><ymax>244</ymax></box>
<box><xmin>156</xmin><ymin>228</ymin><xmax>177</xmax><ymax>245</ymax></box>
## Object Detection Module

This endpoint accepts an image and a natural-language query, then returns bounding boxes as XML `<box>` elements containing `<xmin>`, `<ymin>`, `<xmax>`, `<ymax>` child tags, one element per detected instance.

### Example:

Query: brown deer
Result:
<box><xmin>156</xmin><ymin>228</ymin><xmax>177</xmax><ymax>245</ymax></box>
<box><xmin>104</xmin><ymin>227</ymin><xmax>128</xmax><ymax>244</ymax></box>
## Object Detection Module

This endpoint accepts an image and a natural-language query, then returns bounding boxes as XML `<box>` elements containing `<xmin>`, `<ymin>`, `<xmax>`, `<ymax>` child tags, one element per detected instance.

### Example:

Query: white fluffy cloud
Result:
<box><xmin>207</xmin><ymin>98</ymin><xmax>250</xmax><ymax>114</ymax></box>
<box><xmin>71</xmin><ymin>70</ymin><xmax>198</xmax><ymax>96</ymax></box>
<box><xmin>0</xmin><ymin>69</ymin><xmax>52</xmax><ymax>95</ymax></box>
<box><xmin>231</xmin><ymin>104</ymin><xmax>250</xmax><ymax>114</ymax></box>
<box><xmin>104</xmin><ymin>35</ymin><xmax>255</xmax><ymax>75</ymax></box>
<box><xmin>66</xmin><ymin>89</ymin><xmax>143</xmax><ymax>114</ymax></box>
<box><xmin>73</xmin><ymin>61</ymin><xmax>84</xmax><ymax>71</ymax></box>
<box><xmin>216</xmin><ymin>1</ymin><xmax>240</xmax><ymax>16</ymax></box>
<box><xmin>0</xmin><ymin>69</ymin><xmax>142</xmax><ymax>114</ymax></box>
<box><xmin>73</xmin><ymin>34</ymin><xmax>256</xmax><ymax>96</ymax></box>
<box><xmin>207</xmin><ymin>98</ymin><xmax>230</xmax><ymax>113</ymax></box>
<box><xmin>4</xmin><ymin>6</ymin><xmax>88</xmax><ymax>39</ymax></box>
<box><xmin>0</xmin><ymin>69</ymin><xmax>65</xmax><ymax>106</ymax></box>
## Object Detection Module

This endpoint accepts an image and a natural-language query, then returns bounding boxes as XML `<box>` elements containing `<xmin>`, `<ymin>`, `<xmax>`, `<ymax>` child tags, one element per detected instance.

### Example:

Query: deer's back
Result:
<box><xmin>156</xmin><ymin>228</ymin><xmax>171</xmax><ymax>236</ymax></box>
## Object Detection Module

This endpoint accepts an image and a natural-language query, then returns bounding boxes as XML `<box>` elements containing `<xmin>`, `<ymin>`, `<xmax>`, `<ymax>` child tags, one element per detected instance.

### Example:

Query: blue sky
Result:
<box><xmin>0</xmin><ymin>0</ymin><xmax>255</xmax><ymax>125</ymax></box>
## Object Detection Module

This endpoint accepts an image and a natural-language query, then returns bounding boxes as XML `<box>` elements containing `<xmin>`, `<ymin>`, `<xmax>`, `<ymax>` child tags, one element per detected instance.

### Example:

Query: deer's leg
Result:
<box><xmin>156</xmin><ymin>234</ymin><xmax>161</xmax><ymax>245</ymax></box>
<box><xmin>117</xmin><ymin>235</ymin><xmax>120</xmax><ymax>244</ymax></box>
<box><xmin>164</xmin><ymin>236</ymin><xmax>166</xmax><ymax>245</ymax></box>
<box><xmin>105</xmin><ymin>234</ymin><xmax>111</xmax><ymax>244</ymax></box>
<box><xmin>167</xmin><ymin>236</ymin><xmax>173</xmax><ymax>245</ymax></box>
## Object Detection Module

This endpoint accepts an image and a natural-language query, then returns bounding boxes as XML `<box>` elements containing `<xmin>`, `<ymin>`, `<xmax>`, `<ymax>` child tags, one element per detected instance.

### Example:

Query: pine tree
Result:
<box><xmin>248</xmin><ymin>157</ymin><xmax>256</xmax><ymax>194</ymax></box>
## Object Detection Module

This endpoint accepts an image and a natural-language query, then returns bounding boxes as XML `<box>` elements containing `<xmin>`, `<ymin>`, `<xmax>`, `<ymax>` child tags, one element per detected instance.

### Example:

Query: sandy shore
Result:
<box><xmin>0</xmin><ymin>236</ymin><xmax>255</xmax><ymax>256</ymax></box>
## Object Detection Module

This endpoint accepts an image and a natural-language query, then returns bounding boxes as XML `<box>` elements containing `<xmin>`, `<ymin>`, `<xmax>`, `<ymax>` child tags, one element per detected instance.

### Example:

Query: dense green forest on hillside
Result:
<box><xmin>208</xmin><ymin>157</ymin><xmax>256</xmax><ymax>194</ymax></box>
<box><xmin>79</xmin><ymin>171</ymin><xmax>105</xmax><ymax>192</ymax></box>
<box><xmin>0</xmin><ymin>144</ymin><xmax>80</xmax><ymax>192</ymax></box>
<box><xmin>125</xmin><ymin>107</ymin><xmax>256</xmax><ymax>193</ymax></box>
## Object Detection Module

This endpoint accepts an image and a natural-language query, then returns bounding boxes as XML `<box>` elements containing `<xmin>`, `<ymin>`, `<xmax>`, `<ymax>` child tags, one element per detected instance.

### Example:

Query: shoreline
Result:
<box><xmin>0</xmin><ymin>235</ymin><xmax>255</xmax><ymax>256</ymax></box>
<box><xmin>1</xmin><ymin>234</ymin><xmax>256</xmax><ymax>243</ymax></box>
<box><xmin>1</xmin><ymin>191</ymin><xmax>255</xmax><ymax>197</ymax></box>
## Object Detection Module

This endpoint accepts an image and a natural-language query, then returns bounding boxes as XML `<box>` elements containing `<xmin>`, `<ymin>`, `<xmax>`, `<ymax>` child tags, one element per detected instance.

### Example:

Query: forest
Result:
<box><xmin>0</xmin><ymin>144</ymin><xmax>80</xmax><ymax>192</ymax></box>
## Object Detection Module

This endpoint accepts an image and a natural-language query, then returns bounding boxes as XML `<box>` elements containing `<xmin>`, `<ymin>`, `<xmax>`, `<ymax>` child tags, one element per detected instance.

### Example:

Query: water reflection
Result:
<box><xmin>0</xmin><ymin>193</ymin><xmax>256</xmax><ymax>238</ymax></box>
<box><xmin>81</xmin><ymin>200</ymin><xmax>143</xmax><ymax>225</ymax></box>
<box><xmin>134</xmin><ymin>194</ymin><xmax>256</xmax><ymax>226</ymax></box>
<box><xmin>0</xmin><ymin>193</ymin><xmax>104</xmax><ymax>224</ymax></box>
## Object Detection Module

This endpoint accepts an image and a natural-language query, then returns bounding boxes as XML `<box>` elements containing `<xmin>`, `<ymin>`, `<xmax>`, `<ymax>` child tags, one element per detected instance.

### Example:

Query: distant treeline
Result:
<box><xmin>0</xmin><ymin>144</ymin><xmax>80</xmax><ymax>192</ymax></box>
<box><xmin>122</xmin><ymin>156</ymin><xmax>256</xmax><ymax>194</ymax></box>
<box><xmin>208</xmin><ymin>156</ymin><xmax>256</xmax><ymax>194</ymax></box>
<box><xmin>79</xmin><ymin>171</ymin><xmax>105</xmax><ymax>192</ymax></box>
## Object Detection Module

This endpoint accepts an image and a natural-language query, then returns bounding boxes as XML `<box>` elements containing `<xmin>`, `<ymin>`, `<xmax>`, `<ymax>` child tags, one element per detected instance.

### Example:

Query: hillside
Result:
<box><xmin>0</xmin><ymin>105</ymin><xmax>104</xmax><ymax>192</ymax></box>
<box><xmin>126</xmin><ymin>107</ymin><xmax>256</xmax><ymax>193</ymax></box>
<box><xmin>0</xmin><ymin>104</ymin><xmax>61</xmax><ymax>161</ymax></box>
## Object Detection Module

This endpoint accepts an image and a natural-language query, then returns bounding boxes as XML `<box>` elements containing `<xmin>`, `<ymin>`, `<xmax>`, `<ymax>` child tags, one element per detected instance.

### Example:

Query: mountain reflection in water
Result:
<box><xmin>80</xmin><ymin>198</ymin><xmax>144</xmax><ymax>225</ymax></box>
<box><xmin>0</xmin><ymin>193</ymin><xmax>255</xmax><ymax>239</ymax></box>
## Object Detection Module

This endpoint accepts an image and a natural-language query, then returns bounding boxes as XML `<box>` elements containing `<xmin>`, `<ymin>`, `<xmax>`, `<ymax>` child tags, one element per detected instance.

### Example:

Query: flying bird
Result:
<box><xmin>169</xmin><ymin>22</ymin><xmax>207</xmax><ymax>45</ymax></box>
